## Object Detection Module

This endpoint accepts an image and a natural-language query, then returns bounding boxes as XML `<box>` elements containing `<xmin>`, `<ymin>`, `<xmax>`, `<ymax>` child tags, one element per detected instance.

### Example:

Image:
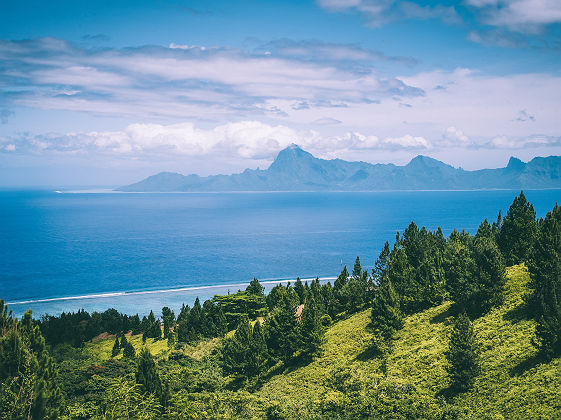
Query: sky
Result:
<box><xmin>1</xmin><ymin>0</ymin><xmax>561</xmax><ymax>186</ymax></box>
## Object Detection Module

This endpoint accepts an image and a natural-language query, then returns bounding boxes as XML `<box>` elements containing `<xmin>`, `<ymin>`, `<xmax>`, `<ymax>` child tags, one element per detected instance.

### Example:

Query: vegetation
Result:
<box><xmin>1</xmin><ymin>191</ymin><xmax>560</xmax><ymax>418</ymax></box>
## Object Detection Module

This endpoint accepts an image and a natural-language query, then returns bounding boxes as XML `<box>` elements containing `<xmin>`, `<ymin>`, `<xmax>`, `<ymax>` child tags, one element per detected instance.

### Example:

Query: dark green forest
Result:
<box><xmin>1</xmin><ymin>191</ymin><xmax>560</xmax><ymax>419</ymax></box>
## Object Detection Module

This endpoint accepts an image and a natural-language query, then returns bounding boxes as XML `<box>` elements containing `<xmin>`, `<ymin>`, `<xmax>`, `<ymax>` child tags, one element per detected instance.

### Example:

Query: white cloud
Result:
<box><xmin>465</xmin><ymin>0</ymin><xmax>561</xmax><ymax>31</ymax></box>
<box><xmin>4</xmin><ymin>144</ymin><xmax>16</xmax><ymax>151</ymax></box>
<box><xmin>1</xmin><ymin>120</ymin><xmax>434</xmax><ymax>159</ymax></box>
<box><xmin>0</xmin><ymin>38</ymin><xmax>423</xmax><ymax>122</ymax></box>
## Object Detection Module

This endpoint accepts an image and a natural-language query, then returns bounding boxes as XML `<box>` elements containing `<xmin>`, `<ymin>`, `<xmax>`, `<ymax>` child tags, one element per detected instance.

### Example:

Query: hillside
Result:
<box><xmin>117</xmin><ymin>145</ymin><xmax>561</xmax><ymax>191</ymax></box>
<box><xmin>256</xmin><ymin>265</ymin><xmax>561</xmax><ymax>418</ymax></box>
<box><xmin>69</xmin><ymin>264</ymin><xmax>561</xmax><ymax>419</ymax></box>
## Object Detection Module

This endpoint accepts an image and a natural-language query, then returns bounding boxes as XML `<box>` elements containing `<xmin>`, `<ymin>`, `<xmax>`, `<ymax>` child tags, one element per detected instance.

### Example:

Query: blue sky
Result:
<box><xmin>1</xmin><ymin>0</ymin><xmax>561</xmax><ymax>186</ymax></box>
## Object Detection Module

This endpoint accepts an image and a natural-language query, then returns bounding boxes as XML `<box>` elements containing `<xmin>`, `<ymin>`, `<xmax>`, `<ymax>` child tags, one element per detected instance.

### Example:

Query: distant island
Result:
<box><xmin>118</xmin><ymin>145</ymin><xmax>561</xmax><ymax>192</ymax></box>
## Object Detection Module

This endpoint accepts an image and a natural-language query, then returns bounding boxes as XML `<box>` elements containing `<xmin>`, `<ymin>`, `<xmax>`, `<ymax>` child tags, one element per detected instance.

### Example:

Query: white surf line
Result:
<box><xmin>7</xmin><ymin>276</ymin><xmax>337</xmax><ymax>306</ymax></box>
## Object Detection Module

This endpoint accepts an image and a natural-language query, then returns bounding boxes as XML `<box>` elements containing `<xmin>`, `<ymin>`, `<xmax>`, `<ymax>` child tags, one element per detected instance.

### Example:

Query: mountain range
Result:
<box><xmin>117</xmin><ymin>144</ymin><xmax>561</xmax><ymax>191</ymax></box>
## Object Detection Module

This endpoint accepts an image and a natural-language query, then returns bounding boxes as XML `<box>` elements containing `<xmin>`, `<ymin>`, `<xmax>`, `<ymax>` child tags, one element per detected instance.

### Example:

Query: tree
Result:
<box><xmin>123</xmin><ymin>341</ymin><xmax>136</xmax><ymax>359</ymax></box>
<box><xmin>246</xmin><ymin>278</ymin><xmax>265</xmax><ymax>296</ymax></box>
<box><xmin>222</xmin><ymin>315</ymin><xmax>252</xmax><ymax>378</ymax></box>
<box><xmin>294</xmin><ymin>277</ymin><xmax>306</xmax><ymax>304</ymax></box>
<box><xmin>0</xmin><ymin>305</ymin><xmax>65</xmax><ymax>419</ymax></box>
<box><xmin>161</xmin><ymin>307</ymin><xmax>175</xmax><ymax>339</ymax></box>
<box><xmin>497</xmin><ymin>191</ymin><xmax>537</xmax><ymax>266</ymax></box>
<box><xmin>370</xmin><ymin>280</ymin><xmax>403</xmax><ymax>343</ymax></box>
<box><xmin>445</xmin><ymin>312</ymin><xmax>479</xmax><ymax>393</ymax></box>
<box><xmin>528</xmin><ymin>205</ymin><xmax>561</xmax><ymax>358</ymax></box>
<box><xmin>299</xmin><ymin>297</ymin><xmax>325</xmax><ymax>361</ymax></box>
<box><xmin>135</xmin><ymin>348</ymin><xmax>162</xmax><ymax>398</ymax></box>
<box><xmin>265</xmin><ymin>295</ymin><xmax>301</xmax><ymax>364</ymax></box>
<box><xmin>248</xmin><ymin>320</ymin><xmax>268</xmax><ymax>378</ymax></box>
<box><xmin>111</xmin><ymin>336</ymin><xmax>121</xmax><ymax>357</ymax></box>
<box><xmin>373</xmin><ymin>241</ymin><xmax>391</xmax><ymax>285</ymax></box>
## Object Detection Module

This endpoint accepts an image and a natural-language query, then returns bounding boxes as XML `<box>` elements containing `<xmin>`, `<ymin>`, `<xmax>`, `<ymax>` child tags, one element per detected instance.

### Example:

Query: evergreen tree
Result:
<box><xmin>248</xmin><ymin>320</ymin><xmax>268</xmax><ymax>378</ymax></box>
<box><xmin>135</xmin><ymin>347</ymin><xmax>162</xmax><ymax>397</ymax></box>
<box><xmin>475</xmin><ymin>219</ymin><xmax>493</xmax><ymax>239</ymax></box>
<box><xmin>370</xmin><ymin>280</ymin><xmax>403</xmax><ymax>342</ymax></box>
<box><xmin>123</xmin><ymin>341</ymin><xmax>136</xmax><ymax>358</ymax></box>
<box><xmin>446</xmin><ymin>312</ymin><xmax>479</xmax><ymax>393</ymax></box>
<box><xmin>222</xmin><ymin>315</ymin><xmax>252</xmax><ymax>378</ymax></box>
<box><xmin>265</xmin><ymin>295</ymin><xmax>301</xmax><ymax>364</ymax></box>
<box><xmin>246</xmin><ymin>278</ymin><xmax>265</xmax><ymax>296</ymax></box>
<box><xmin>497</xmin><ymin>191</ymin><xmax>538</xmax><ymax>265</ymax></box>
<box><xmin>120</xmin><ymin>334</ymin><xmax>128</xmax><ymax>349</ymax></box>
<box><xmin>299</xmin><ymin>297</ymin><xmax>325</xmax><ymax>361</ymax></box>
<box><xmin>161</xmin><ymin>307</ymin><xmax>175</xmax><ymax>339</ymax></box>
<box><xmin>352</xmin><ymin>256</ymin><xmax>363</xmax><ymax>280</ymax></box>
<box><xmin>294</xmin><ymin>277</ymin><xmax>306</xmax><ymax>304</ymax></box>
<box><xmin>444</xmin><ymin>239</ymin><xmax>477</xmax><ymax>314</ymax></box>
<box><xmin>334</xmin><ymin>265</ymin><xmax>348</xmax><ymax>291</ymax></box>
<box><xmin>0</xmin><ymin>305</ymin><xmax>65</xmax><ymax>419</ymax></box>
<box><xmin>111</xmin><ymin>336</ymin><xmax>120</xmax><ymax>357</ymax></box>
<box><xmin>528</xmin><ymin>205</ymin><xmax>561</xmax><ymax>358</ymax></box>
<box><xmin>373</xmin><ymin>241</ymin><xmax>391</xmax><ymax>284</ymax></box>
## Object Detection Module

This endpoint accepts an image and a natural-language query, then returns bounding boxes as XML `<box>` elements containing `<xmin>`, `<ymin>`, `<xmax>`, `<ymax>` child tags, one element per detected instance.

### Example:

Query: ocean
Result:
<box><xmin>1</xmin><ymin>189</ymin><xmax>559</xmax><ymax>317</ymax></box>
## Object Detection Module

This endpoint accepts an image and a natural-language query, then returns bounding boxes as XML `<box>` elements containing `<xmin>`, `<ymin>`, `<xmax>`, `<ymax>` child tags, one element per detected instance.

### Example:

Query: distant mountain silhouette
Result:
<box><xmin>117</xmin><ymin>144</ymin><xmax>561</xmax><ymax>191</ymax></box>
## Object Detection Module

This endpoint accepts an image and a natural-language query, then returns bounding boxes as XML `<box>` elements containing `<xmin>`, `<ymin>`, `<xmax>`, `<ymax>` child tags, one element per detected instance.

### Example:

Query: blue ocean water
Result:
<box><xmin>1</xmin><ymin>189</ymin><xmax>560</xmax><ymax>317</ymax></box>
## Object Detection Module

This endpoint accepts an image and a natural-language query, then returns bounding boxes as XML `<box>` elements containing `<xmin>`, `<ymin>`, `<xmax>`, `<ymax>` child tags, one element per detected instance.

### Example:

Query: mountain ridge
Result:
<box><xmin>117</xmin><ymin>145</ymin><xmax>561</xmax><ymax>191</ymax></box>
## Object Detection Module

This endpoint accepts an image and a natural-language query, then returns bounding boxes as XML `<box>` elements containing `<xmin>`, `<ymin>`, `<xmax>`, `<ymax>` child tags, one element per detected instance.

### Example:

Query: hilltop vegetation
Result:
<box><xmin>1</xmin><ymin>191</ymin><xmax>560</xmax><ymax>419</ymax></box>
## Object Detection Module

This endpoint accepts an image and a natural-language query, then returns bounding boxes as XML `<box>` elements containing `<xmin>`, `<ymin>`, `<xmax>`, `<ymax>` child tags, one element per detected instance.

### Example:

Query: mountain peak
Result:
<box><xmin>406</xmin><ymin>155</ymin><xmax>449</xmax><ymax>169</ymax></box>
<box><xmin>268</xmin><ymin>144</ymin><xmax>315</xmax><ymax>171</ymax></box>
<box><xmin>506</xmin><ymin>156</ymin><xmax>526</xmax><ymax>171</ymax></box>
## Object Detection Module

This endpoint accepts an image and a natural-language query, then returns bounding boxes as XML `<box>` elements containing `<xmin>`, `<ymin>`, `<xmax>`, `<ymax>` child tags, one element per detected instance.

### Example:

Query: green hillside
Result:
<box><xmin>257</xmin><ymin>265</ymin><xmax>561</xmax><ymax>419</ymax></box>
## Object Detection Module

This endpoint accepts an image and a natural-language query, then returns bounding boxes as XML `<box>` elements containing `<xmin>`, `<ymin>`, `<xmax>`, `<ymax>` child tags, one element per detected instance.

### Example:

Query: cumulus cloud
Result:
<box><xmin>0</xmin><ymin>38</ymin><xmax>423</xmax><ymax>122</ymax></box>
<box><xmin>0</xmin><ymin>120</ymin><xmax>434</xmax><ymax>159</ymax></box>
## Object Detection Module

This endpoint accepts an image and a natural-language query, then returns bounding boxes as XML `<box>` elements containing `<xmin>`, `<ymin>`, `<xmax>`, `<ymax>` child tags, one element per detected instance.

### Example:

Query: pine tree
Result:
<box><xmin>299</xmin><ymin>297</ymin><xmax>325</xmax><ymax>361</ymax></box>
<box><xmin>135</xmin><ymin>347</ymin><xmax>162</xmax><ymax>397</ymax></box>
<box><xmin>248</xmin><ymin>320</ymin><xmax>268</xmax><ymax>378</ymax></box>
<box><xmin>352</xmin><ymin>256</ymin><xmax>363</xmax><ymax>281</ymax></box>
<box><xmin>0</xmin><ymin>306</ymin><xmax>65</xmax><ymax>419</ymax></box>
<box><xmin>370</xmin><ymin>279</ymin><xmax>403</xmax><ymax>342</ymax></box>
<box><xmin>373</xmin><ymin>241</ymin><xmax>391</xmax><ymax>284</ymax></box>
<box><xmin>294</xmin><ymin>277</ymin><xmax>306</xmax><ymax>304</ymax></box>
<box><xmin>161</xmin><ymin>306</ymin><xmax>174</xmax><ymax>339</ymax></box>
<box><xmin>123</xmin><ymin>341</ymin><xmax>136</xmax><ymax>358</ymax></box>
<box><xmin>265</xmin><ymin>295</ymin><xmax>301</xmax><ymax>364</ymax></box>
<box><xmin>334</xmin><ymin>265</ymin><xmax>348</xmax><ymax>291</ymax></box>
<box><xmin>246</xmin><ymin>278</ymin><xmax>265</xmax><ymax>296</ymax></box>
<box><xmin>222</xmin><ymin>315</ymin><xmax>252</xmax><ymax>378</ymax></box>
<box><xmin>446</xmin><ymin>312</ymin><xmax>479</xmax><ymax>393</ymax></box>
<box><xmin>111</xmin><ymin>336</ymin><xmax>120</xmax><ymax>357</ymax></box>
<box><xmin>497</xmin><ymin>191</ymin><xmax>538</xmax><ymax>265</ymax></box>
<box><xmin>528</xmin><ymin>205</ymin><xmax>561</xmax><ymax>358</ymax></box>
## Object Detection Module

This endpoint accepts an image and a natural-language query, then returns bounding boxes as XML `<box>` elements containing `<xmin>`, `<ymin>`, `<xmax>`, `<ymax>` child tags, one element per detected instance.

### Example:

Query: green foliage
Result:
<box><xmin>370</xmin><ymin>279</ymin><xmax>403</xmax><ymax>343</ymax></box>
<box><xmin>136</xmin><ymin>347</ymin><xmax>163</xmax><ymax>399</ymax></box>
<box><xmin>222</xmin><ymin>315</ymin><xmax>253</xmax><ymax>378</ymax></box>
<box><xmin>111</xmin><ymin>336</ymin><xmax>120</xmax><ymax>357</ymax></box>
<box><xmin>445</xmin><ymin>312</ymin><xmax>479</xmax><ymax>393</ymax></box>
<box><xmin>0</xmin><ymin>305</ymin><xmax>65</xmax><ymax>420</ymax></box>
<box><xmin>248</xmin><ymin>320</ymin><xmax>268</xmax><ymax>378</ymax></box>
<box><xmin>213</xmin><ymin>291</ymin><xmax>267</xmax><ymax>328</ymax></box>
<box><xmin>123</xmin><ymin>340</ymin><xmax>136</xmax><ymax>359</ymax></box>
<box><xmin>299</xmin><ymin>297</ymin><xmax>325</xmax><ymax>361</ymax></box>
<box><xmin>445</xmin><ymin>235</ymin><xmax>506</xmax><ymax>317</ymax></box>
<box><xmin>497</xmin><ymin>191</ymin><xmax>538</xmax><ymax>265</ymax></box>
<box><xmin>246</xmin><ymin>277</ymin><xmax>265</xmax><ymax>296</ymax></box>
<box><xmin>266</xmin><ymin>295</ymin><xmax>301</xmax><ymax>364</ymax></box>
<box><xmin>102</xmin><ymin>375</ymin><xmax>161</xmax><ymax>419</ymax></box>
<box><xmin>528</xmin><ymin>204</ymin><xmax>561</xmax><ymax>358</ymax></box>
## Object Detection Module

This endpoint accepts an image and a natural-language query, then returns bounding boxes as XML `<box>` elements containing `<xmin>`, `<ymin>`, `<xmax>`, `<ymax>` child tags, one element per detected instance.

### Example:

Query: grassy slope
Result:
<box><xmin>259</xmin><ymin>265</ymin><xmax>561</xmax><ymax>418</ymax></box>
<box><xmin>83</xmin><ymin>334</ymin><xmax>169</xmax><ymax>361</ymax></box>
